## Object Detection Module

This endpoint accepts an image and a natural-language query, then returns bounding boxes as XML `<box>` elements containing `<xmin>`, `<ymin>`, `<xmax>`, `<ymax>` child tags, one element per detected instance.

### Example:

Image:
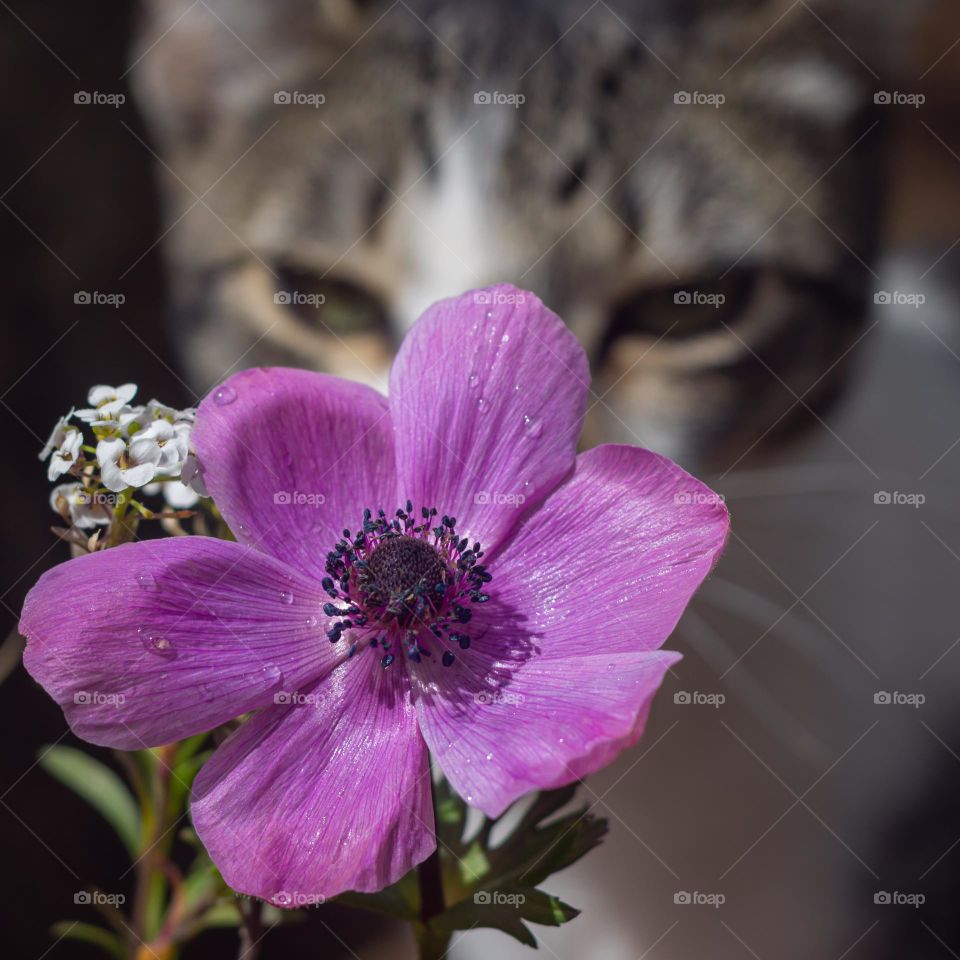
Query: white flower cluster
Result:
<box><xmin>41</xmin><ymin>384</ymin><xmax>207</xmax><ymax>527</ymax></box>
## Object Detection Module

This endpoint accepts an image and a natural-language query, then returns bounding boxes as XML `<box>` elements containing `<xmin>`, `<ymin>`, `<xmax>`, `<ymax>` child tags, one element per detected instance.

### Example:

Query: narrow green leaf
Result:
<box><xmin>51</xmin><ymin>921</ymin><xmax>125</xmax><ymax>959</ymax></box>
<box><xmin>195</xmin><ymin>901</ymin><xmax>243</xmax><ymax>929</ymax></box>
<box><xmin>39</xmin><ymin>746</ymin><xmax>140</xmax><ymax>857</ymax></box>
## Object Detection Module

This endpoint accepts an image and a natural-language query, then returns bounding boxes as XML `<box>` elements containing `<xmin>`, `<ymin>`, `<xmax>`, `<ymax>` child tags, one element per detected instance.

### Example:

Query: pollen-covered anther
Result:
<box><xmin>320</xmin><ymin>503</ymin><xmax>492</xmax><ymax>669</ymax></box>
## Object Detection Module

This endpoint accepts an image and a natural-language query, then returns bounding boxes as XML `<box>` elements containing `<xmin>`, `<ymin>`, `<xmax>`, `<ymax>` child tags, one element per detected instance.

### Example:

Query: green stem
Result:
<box><xmin>416</xmin><ymin>775</ymin><xmax>450</xmax><ymax>960</ymax></box>
<box><xmin>236</xmin><ymin>898</ymin><xmax>264</xmax><ymax>960</ymax></box>
<box><xmin>417</xmin><ymin>926</ymin><xmax>452</xmax><ymax>960</ymax></box>
<box><xmin>418</xmin><ymin>849</ymin><xmax>445</xmax><ymax>925</ymax></box>
<box><xmin>108</xmin><ymin>488</ymin><xmax>133</xmax><ymax>547</ymax></box>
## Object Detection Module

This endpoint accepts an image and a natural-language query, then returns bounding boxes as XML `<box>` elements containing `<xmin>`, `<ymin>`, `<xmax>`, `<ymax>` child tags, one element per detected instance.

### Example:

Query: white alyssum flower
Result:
<box><xmin>97</xmin><ymin>435</ymin><xmax>163</xmax><ymax>492</ymax></box>
<box><xmin>40</xmin><ymin>415</ymin><xmax>83</xmax><ymax>481</ymax></box>
<box><xmin>39</xmin><ymin>411</ymin><xmax>73</xmax><ymax>460</ymax></box>
<box><xmin>49</xmin><ymin>482</ymin><xmax>112</xmax><ymax>529</ymax></box>
<box><xmin>75</xmin><ymin>384</ymin><xmax>138</xmax><ymax>424</ymax></box>
<box><xmin>118</xmin><ymin>401</ymin><xmax>196</xmax><ymax>439</ymax></box>
<box><xmin>145</xmin><ymin>399</ymin><xmax>185</xmax><ymax>422</ymax></box>
<box><xmin>162</xmin><ymin>480</ymin><xmax>200</xmax><ymax>509</ymax></box>
<box><xmin>145</xmin><ymin>419</ymin><xmax>191</xmax><ymax>476</ymax></box>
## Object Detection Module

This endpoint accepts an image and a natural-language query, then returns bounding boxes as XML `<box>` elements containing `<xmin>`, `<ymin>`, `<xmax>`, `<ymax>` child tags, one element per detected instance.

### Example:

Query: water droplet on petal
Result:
<box><xmin>199</xmin><ymin>682</ymin><xmax>216</xmax><ymax>702</ymax></box>
<box><xmin>476</xmin><ymin>397</ymin><xmax>488</xmax><ymax>412</ymax></box>
<box><xmin>485</xmin><ymin>752</ymin><xmax>493</xmax><ymax>761</ymax></box>
<box><xmin>136</xmin><ymin>573</ymin><xmax>158</xmax><ymax>591</ymax></box>
<box><xmin>280</xmin><ymin>590</ymin><xmax>294</xmax><ymax>605</ymax></box>
<box><xmin>523</xmin><ymin>415</ymin><xmax>542</xmax><ymax>438</ymax></box>
<box><xmin>468</xmin><ymin>372</ymin><xmax>480</xmax><ymax>389</ymax></box>
<box><xmin>306</xmin><ymin>615</ymin><xmax>318</xmax><ymax>628</ymax></box>
<box><xmin>139</xmin><ymin>627</ymin><xmax>176</xmax><ymax>659</ymax></box>
<box><xmin>501</xmin><ymin>333</ymin><xmax>510</xmax><ymax>344</ymax></box>
<box><xmin>213</xmin><ymin>385</ymin><xmax>236</xmax><ymax>406</ymax></box>
<box><xmin>262</xmin><ymin>664</ymin><xmax>283</xmax><ymax>686</ymax></box>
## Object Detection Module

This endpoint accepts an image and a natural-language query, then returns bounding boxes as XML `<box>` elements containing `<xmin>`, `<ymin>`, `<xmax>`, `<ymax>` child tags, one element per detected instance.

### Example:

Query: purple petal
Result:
<box><xmin>417</xmin><ymin>650</ymin><xmax>679</xmax><ymax>816</ymax></box>
<box><xmin>389</xmin><ymin>284</ymin><xmax>589</xmax><ymax>552</ymax></box>
<box><xmin>415</xmin><ymin>444</ymin><xmax>729</xmax><ymax>816</ymax></box>
<box><xmin>192</xmin><ymin>661</ymin><xmax>434</xmax><ymax>903</ymax></box>
<box><xmin>20</xmin><ymin>537</ymin><xmax>339</xmax><ymax>749</ymax></box>
<box><xmin>193</xmin><ymin>368</ymin><xmax>396</xmax><ymax>581</ymax></box>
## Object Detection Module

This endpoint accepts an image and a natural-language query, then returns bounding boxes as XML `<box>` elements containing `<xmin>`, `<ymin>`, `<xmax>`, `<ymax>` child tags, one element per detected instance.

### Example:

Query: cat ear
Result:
<box><xmin>130</xmin><ymin>0</ymin><xmax>381</xmax><ymax>151</ymax></box>
<box><xmin>131</xmin><ymin>0</ymin><xmax>305</xmax><ymax>149</ymax></box>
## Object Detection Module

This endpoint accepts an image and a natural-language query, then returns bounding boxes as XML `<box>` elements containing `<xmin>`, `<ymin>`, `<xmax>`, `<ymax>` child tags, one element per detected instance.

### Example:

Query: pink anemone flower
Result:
<box><xmin>20</xmin><ymin>285</ymin><xmax>728</xmax><ymax>905</ymax></box>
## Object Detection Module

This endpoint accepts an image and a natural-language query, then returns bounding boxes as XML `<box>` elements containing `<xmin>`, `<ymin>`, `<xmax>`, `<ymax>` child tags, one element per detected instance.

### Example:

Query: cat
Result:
<box><xmin>126</xmin><ymin>3</ymin><xmax>935</xmax><ymax>958</ymax></box>
<box><xmin>129</xmin><ymin>0</ymin><xmax>911</xmax><ymax>473</ymax></box>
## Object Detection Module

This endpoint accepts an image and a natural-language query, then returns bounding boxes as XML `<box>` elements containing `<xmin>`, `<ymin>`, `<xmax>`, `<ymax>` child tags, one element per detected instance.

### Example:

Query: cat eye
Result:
<box><xmin>274</xmin><ymin>267</ymin><xmax>392</xmax><ymax>339</ymax></box>
<box><xmin>603</xmin><ymin>268</ymin><xmax>759</xmax><ymax>346</ymax></box>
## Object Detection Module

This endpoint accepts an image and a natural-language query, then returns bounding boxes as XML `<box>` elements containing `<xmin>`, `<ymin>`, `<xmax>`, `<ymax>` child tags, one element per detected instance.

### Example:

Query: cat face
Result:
<box><xmin>132</xmin><ymin>0</ymin><xmax>898</xmax><ymax>469</ymax></box>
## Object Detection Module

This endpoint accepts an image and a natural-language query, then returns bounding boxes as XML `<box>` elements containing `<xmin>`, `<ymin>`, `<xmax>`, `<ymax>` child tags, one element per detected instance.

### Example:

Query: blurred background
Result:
<box><xmin>2</xmin><ymin>0</ymin><xmax>960</xmax><ymax>956</ymax></box>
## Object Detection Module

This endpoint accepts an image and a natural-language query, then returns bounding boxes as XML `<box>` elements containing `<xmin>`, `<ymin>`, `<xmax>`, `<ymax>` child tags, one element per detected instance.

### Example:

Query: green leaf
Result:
<box><xmin>336</xmin><ymin>869</ymin><xmax>420</xmax><ymax>923</ymax></box>
<box><xmin>457</xmin><ymin>840</ymin><xmax>491</xmax><ymax>885</ymax></box>
<box><xmin>425</xmin><ymin>781</ymin><xmax>602</xmax><ymax>946</ymax></box>
<box><xmin>39</xmin><ymin>746</ymin><xmax>140</xmax><ymax>857</ymax></box>
<box><xmin>51</xmin><ymin>921</ymin><xmax>125</xmax><ymax>959</ymax></box>
<box><xmin>181</xmin><ymin>858</ymin><xmax>221</xmax><ymax>912</ymax></box>
<box><xmin>173</xmin><ymin>733</ymin><xmax>211</xmax><ymax>766</ymax></box>
<box><xmin>486</xmin><ymin>806</ymin><xmax>609</xmax><ymax>890</ymax></box>
<box><xmin>332</xmin><ymin>781</ymin><xmax>604</xmax><ymax>944</ymax></box>
<box><xmin>431</xmin><ymin>886</ymin><xmax>579</xmax><ymax>947</ymax></box>
<box><xmin>194</xmin><ymin>901</ymin><xmax>243</xmax><ymax>929</ymax></box>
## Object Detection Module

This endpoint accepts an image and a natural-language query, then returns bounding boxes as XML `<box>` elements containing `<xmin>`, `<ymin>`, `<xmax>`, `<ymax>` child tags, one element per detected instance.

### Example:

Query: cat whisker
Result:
<box><xmin>679</xmin><ymin>607</ymin><xmax>829</xmax><ymax>764</ymax></box>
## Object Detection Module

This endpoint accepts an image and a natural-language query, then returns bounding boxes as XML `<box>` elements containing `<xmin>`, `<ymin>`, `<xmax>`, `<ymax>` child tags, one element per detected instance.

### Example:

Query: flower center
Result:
<box><xmin>360</xmin><ymin>536</ymin><xmax>448</xmax><ymax>623</ymax></box>
<box><xmin>320</xmin><ymin>503</ymin><xmax>492</xmax><ymax>670</ymax></box>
